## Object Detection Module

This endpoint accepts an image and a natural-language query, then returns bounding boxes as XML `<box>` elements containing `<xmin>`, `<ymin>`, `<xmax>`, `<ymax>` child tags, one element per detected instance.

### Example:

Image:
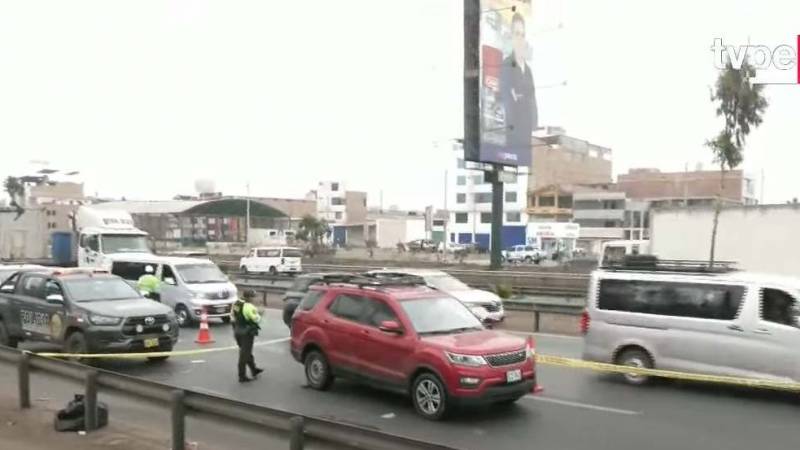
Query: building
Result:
<box><xmin>311</xmin><ymin>181</ymin><xmax>367</xmax><ymax>225</ymax></box>
<box><xmin>448</xmin><ymin>142</ymin><xmax>530</xmax><ymax>249</ymax></box>
<box><xmin>617</xmin><ymin>168</ymin><xmax>758</xmax><ymax>207</ymax></box>
<box><xmin>527</xmin><ymin>184</ymin><xmax>576</xmax><ymax>222</ymax></box>
<box><xmin>95</xmin><ymin>196</ymin><xmax>315</xmax><ymax>248</ymax></box>
<box><xmin>0</xmin><ymin>181</ymin><xmax>87</xmax><ymax>260</ymax></box>
<box><xmin>571</xmin><ymin>189</ymin><xmax>649</xmax><ymax>254</ymax></box>
<box><xmin>529</xmin><ymin>128</ymin><xmax>613</xmax><ymax>190</ymax></box>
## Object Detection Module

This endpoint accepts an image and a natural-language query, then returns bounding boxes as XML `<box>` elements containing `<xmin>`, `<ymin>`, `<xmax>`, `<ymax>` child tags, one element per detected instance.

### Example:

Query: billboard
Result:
<box><xmin>464</xmin><ymin>0</ymin><xmax>537</xmax><ymax>168</ymax></box>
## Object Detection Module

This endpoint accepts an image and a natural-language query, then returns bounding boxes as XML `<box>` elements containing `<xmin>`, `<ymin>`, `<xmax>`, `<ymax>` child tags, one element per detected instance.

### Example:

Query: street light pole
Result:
<box><xmin>246</xmin><ymin>182</ymin><xmax>251</xmax><ymax>245</ymax></box>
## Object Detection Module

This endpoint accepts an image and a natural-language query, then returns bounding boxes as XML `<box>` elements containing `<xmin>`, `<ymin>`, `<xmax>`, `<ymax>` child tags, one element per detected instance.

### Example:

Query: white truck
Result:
<box><xmin>649</xmin><ymin>205</ymin><xmax>797</xmax><ymax>276</ymax></box>
<box><xmin>74</xmin><ymin>206</ymin><xmax>152</xmax><ymax>269</ymax></box>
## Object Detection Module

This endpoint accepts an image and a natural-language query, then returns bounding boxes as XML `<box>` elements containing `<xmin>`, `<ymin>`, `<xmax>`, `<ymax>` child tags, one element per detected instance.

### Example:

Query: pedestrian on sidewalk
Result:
<box><xmin>231</xmin><ymin>289</ymin><xmax>264</xmax><ymax>382</ymax></box>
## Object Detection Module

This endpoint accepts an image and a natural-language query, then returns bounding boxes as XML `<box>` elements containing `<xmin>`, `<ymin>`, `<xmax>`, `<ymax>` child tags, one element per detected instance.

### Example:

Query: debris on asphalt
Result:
<box><xmin>380</xmin><ymin>413</ymin><xmax>396</xmax><ymax>419</ymax></box>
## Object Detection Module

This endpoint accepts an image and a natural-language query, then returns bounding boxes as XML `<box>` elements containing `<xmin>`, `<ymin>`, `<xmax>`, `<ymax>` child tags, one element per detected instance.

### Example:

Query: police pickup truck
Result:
<box><xmin>0</xmin><ymin>268</ymin><xmax>179</xmax><ymax>361</ymax></box>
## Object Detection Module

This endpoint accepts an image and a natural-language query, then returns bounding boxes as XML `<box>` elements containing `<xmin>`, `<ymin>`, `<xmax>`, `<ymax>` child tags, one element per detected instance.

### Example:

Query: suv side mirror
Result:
<box><xmin>46</xmin><ymin>294</ymin><xmax>64</xmax><ymax>305</ymax></box>
<box><xmin>379</xmin><ymin>320</ymin><xmax>403</xmax><ymax>334</ymax></box>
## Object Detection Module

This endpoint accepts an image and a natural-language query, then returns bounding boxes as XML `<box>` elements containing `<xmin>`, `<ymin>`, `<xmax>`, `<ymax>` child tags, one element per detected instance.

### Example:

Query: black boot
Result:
<box><xmin>252</xmin><ymin>368</ymin><xmax>264</xmax><ymax>377</ymax></box>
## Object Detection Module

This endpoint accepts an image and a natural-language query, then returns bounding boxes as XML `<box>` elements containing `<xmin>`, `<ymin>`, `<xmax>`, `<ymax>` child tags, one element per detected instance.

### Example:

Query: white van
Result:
<box><xmin>110</xmin><ymin>255</ymin><xmax>238</xmax><ymax>327</ymax></box>
<box><xmin>583</xmin><ymin>259</ymin><xmax>800</xmax><ymax>385</ymax></box>
<box><xmin>239</xmin><ymin>247</ymin><xmax>303</xmax><ymax>275</ymax></box>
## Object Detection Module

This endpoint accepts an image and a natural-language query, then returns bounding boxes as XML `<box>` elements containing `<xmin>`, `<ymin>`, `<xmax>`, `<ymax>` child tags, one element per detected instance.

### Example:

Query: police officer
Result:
<box><xmin>138</xmin><ymin>265</ymin><xmax>161</xmax><ymax>302</ymax></box>
<box><xmin>231</xmin><ymin>289</ymin><xmax>264</xmax><ymax>382</ymax></box>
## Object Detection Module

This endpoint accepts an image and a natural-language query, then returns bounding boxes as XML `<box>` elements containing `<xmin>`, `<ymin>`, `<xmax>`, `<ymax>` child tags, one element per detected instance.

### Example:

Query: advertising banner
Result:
<box><xmin>477</xmin><ymin>0</ymin><xmax>536</xmax><ymax>167</ymax></box>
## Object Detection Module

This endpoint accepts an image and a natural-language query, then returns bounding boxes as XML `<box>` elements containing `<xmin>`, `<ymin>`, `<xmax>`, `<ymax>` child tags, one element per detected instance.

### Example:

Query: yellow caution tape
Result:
<box><xmin>536</xmin><ymin>354</ymin><xmax>800</xmax><ymax>392</ymax></box>
<box><xmin>36</xmin><ymin>345</ymin><xmax>240</xmax><ymax>359</ymax></box>
<box><xmin>34</xmin><ymin>346</ymin><xmax>800</xmax><ymax>392</ymax></box>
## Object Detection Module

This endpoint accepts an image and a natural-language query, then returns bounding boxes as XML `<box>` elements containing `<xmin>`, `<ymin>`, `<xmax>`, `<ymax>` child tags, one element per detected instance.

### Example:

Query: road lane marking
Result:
<box><xmin>254</xmin><ymin>337</ymin><xmax>290</xmax><ymax>347</ymax></box>
<box><xmin>505</xmin><ymin>330</ymin><xmax>582</xmax><ymax>340</ymax></box>
<box><xmin>525</xmin><ymin>395</ymin><xmax>641</xmax><ymax>416</ymax></box>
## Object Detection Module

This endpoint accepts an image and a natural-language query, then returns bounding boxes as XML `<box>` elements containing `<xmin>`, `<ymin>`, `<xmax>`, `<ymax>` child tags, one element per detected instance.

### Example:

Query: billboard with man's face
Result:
<box><xmin>469</xmin><ymin>0</ymin><xmax>537</xmax><ymax>167</ymax></box>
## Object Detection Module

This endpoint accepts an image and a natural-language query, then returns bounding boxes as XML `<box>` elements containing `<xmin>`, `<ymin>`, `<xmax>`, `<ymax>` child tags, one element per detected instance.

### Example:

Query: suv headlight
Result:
<box><xmin>446</xmin><ymin>352</ymin><xmax>488</xmax><ymax>367</ymax></box>
<box><xmin>88</xmin><ymin>314</ymin><xmax>122</xmax><ymax>326</ymax></box>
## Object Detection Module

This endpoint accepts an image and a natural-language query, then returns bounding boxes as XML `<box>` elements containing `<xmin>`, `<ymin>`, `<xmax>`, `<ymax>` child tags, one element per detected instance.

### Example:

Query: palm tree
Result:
<box><xmin>706</xmin><ymin>59</ymin><xmax>768</xmax><ymax>266</ymax></box>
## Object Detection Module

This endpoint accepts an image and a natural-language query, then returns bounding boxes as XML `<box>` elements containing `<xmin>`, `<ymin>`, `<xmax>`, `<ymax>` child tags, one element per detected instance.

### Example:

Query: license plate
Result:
<box><xmin>506</xmin><ymin>369</ymin><xmax>522</xmax><ymax>383</ymax></box>
<box><xmin>144</xmin><ymin>338</ymin><xmax>159</xmax><ymax>349</ymax></box>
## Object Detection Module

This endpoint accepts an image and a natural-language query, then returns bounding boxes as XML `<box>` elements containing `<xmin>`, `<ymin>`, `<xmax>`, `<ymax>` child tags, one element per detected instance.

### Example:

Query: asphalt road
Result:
<box><xmin>17</xmin><ymin>310</ymin><xmax>799</xmax><ymax>450</ymax></box>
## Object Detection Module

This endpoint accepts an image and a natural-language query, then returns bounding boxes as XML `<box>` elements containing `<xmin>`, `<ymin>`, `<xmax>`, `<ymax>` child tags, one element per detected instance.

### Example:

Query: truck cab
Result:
<box><xmin>0</xmin><ymin>268</ymin><xmax>178</xmax><ymax>360</ymax></box>
<box><xmin>74</xmin><ymin>206</ymin><xmax>152</xmax><ymax>269</ymax></box>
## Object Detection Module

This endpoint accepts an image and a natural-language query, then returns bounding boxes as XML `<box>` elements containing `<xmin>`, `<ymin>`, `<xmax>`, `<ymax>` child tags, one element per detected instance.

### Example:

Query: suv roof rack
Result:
<box><xmin>312</xmin><ymin>273</ymin><xmax>428</xmax><ymax>289</ymax></box>
<box><xmin>602</xmin><ymin>255</ymin><xmax>738</xmax><ymax>274</ymax></box>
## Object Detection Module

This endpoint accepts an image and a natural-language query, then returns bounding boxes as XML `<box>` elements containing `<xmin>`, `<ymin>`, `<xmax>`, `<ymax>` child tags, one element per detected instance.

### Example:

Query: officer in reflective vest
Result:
<box><xmin>137</xmin><ymin>265</ymin><xmax>161</xmax><ymax>302</ymax></box>
<box><xmin>231</xmin><ymin>289</ymin><xmax>264</xmax><ymax>382</ymax></box>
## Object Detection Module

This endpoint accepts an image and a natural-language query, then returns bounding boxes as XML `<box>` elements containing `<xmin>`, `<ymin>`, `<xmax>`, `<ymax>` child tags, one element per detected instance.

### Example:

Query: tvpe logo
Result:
<box><xmin>711</xmin><ymin>36</ymin><xmax>800</xmax><ymax>85</ymax></box>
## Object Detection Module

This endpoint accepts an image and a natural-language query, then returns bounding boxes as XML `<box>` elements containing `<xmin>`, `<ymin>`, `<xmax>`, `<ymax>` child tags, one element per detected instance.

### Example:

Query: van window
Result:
<box><xmin>20</xmin><ymin>275</ymin><xmax>46</xmax><ymax>299</ymax></box>
<box><xmin>162</xmin><ymin>265</ymin><xmax>177</xmax><ymax>283</ymax></box>
<box><xmin>598</xmin><ymin>279</ymin><xmax>744</xmax><ymax>320</ymax></box>
<box><xmin>761</xmin><ymin>288</ymin><xmax>800</xmax><ymax>328</ymax></box>
<box><xmin>259</xmin><ymin>249</ymin><xmax>280</xmax><ymax>258</ymax></box>
<box><xmin>283</xmin><ymin>248</ymin><xmax>303</xmax><ymax>258</ymax></box>
<box><xmin>256</xmin><ymin>249</ymin><xmax>271</xmax><ymax>257</ymax></box>
<box><xmin>111</xmin><ymin>261</ymin><xmax>152</xmax><ymax>281</ymax></box>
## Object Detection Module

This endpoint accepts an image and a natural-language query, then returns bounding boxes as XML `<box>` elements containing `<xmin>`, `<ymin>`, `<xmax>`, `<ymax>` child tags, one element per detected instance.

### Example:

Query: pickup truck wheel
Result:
<box><xmin>64</xmin><ymin>332</ymin><xmax>90</xmax><ymax>364</ymax></box>
<box><xmin>524</xmin><ymin>256</ymin><xmax>533</xmax><ymax>263</ymax></box>
<box><xmin>412</xmin><ymin>373</ymin><xmax>448</xmax><ymax>420</ymax></box>
<box><xmin>176</xmin><ymin>305</ymin><xmax>194</xmax><ymax>328</ymax></box>
<box><xmin>304</xmin><ymin>350</ymin><xmax>334</xmax><ymax>390</ymax></box>
<box><xmin>0</xmin><ymin>321</ymin><xmax>18</xmax><ymax>348</ymax></box>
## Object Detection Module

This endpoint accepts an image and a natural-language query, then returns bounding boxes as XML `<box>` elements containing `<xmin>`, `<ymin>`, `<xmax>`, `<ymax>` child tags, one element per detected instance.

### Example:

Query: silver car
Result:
<box><xmin>583</xmin><ymin>267</ymin><xmax>800</xmax><ymax>385</ymax></box>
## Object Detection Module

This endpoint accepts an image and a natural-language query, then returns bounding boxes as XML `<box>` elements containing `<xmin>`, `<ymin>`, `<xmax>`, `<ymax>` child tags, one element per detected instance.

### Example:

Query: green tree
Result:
<box><xmin>3</xmin><ymin>176</ymin><xmax>26</xmax><ymax>219</ymax></box>
<box><xmin>706</xmin><ymin>59</ymin><xmax>768</xmax><ymax>266</ymax></box>
<box><xmin>297</xmin><ymin>215</ymin><xmax>330</xmax><ymax>245</ymax></box>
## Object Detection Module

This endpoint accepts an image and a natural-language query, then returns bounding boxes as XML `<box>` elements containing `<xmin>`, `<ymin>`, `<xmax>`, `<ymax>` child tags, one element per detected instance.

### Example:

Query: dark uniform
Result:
<box><xmin>231</xmin><ymin>290</ymin><xmax>263</xmax><ymax>382</ymax></box>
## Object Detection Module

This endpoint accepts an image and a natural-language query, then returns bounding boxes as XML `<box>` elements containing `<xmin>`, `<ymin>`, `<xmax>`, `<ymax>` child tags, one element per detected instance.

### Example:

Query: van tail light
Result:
<box><xmin>580</xmin><ymin>309</ymin><xmax>591</xmax><ymax>334</ymax></box>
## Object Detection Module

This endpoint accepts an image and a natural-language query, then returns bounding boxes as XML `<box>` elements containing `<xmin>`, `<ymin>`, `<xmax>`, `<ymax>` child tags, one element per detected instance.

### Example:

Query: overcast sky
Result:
<box><xmin>1</xmin><ymin>0</ymin><xmax>798</xmax><ymax>209</ymax></box>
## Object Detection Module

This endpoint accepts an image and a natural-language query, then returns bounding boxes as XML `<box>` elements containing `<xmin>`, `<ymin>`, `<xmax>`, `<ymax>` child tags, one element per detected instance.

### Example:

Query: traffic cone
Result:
<box><xmin>195</xmin><ymin>307</ymin><xmax>215</xmax><ymax>344</ymax></box>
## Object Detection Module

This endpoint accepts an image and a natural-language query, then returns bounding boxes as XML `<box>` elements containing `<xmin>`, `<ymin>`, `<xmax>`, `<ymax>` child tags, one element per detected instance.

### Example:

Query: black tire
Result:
<box><xmin>0</xmin><ymin>320</ymin><xmax>18</xmax><ymax>348</ymax></box>
<box><xmin>242</xmin><ymin>266</ymin><xmax>250</xmax><ymax>274</ymax></box>
<box><xmin>304</xmin><ymin>350</ymin><xmax>334</xmax><ymax>391</ymax></box>
<box><xmin>524</xmin><ymin>256</ymin><xmax>533</xmax><ymax>263</ymax></box>
<box><xmin>283</xmin><ymin>308</ymin><xmax>294</xmax><ymax>328</ymax></box>
<box><xmin>147</xmin><ymin>356</ymin><xmax>170</xmax><ymax>363</ymax></box>
<box><xmin>615</xmin><ymin>348</ymin><xmax>654</xmax><ymax>386</ymax></box>
<box><xmin>269</xmin><ymin>266</ymin><xmax>277</xmax><ymax>275</ymax></box>
<box><xmin>64</xmin><ymin>332</ymin><xmax>89</xmax><ymax>364</ymax></box>
<box><xmin>411</xmin><ymin>373</ymin><xmax>448</xmax><ymax>420</ymax></box>
<box><xmin>221</xmin><ymin>316</ymin><xmax>231</xmax><ymax>324</ymax></box>
<box><xmin>176</xmin><ymin>305</ymin><xmax>194</xmax><ymax>328</ymax></box>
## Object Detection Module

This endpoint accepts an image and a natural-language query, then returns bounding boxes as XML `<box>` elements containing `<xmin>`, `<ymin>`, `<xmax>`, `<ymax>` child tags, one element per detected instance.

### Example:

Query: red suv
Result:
<box><xmin>290</xmin><ymin>275</ymin><xmax>538</xmax><ymax>420</ymax></box>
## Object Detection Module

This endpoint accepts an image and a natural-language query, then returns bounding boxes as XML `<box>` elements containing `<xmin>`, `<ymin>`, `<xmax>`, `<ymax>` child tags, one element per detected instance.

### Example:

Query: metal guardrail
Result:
<box><xmin>0</xmin><ymin>346</ymin><xmax>458</xmax><ymax>450</ymax></box>
<box><xmin>228</xmin><ymin>263</ymin><xmax>590</xmax><ymax>298</ymax></box>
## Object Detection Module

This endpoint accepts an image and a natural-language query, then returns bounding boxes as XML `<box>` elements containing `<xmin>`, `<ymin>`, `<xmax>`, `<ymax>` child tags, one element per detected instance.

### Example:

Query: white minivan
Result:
<box><xmin>239</xmin><ymin>247</ymin><xmax>303</xmax><ymax>275</ymax></box>
<box><xmin>110</xmin><ymin>255</ymin><xmax>238</xmax><ymax>327</ymax></box>
<box><xmin>583</xmin><ymin>259</ymin><xmax>800</xmax><ymax>385</ymax></box>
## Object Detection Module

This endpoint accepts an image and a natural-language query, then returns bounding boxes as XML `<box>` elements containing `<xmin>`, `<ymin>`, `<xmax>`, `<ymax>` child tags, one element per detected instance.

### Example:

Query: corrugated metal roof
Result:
<box><xmin>92</xmin><ymin>200</ymin><xmax>202</xmax><ymax>214</ymax></box>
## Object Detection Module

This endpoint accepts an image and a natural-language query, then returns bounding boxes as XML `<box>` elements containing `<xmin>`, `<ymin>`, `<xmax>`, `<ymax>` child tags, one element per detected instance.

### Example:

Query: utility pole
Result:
<box><xmin>489</xmin><ymin>166</ymin><xmax>504</xmax><ymax>270</ymax></box>
<box><xmin>443</xmin><ymin>170</ymin><xmax>448</xmax><ymax>255</ymax></box>
<box><xmin>245</xmin><ymin>182</ymin><xmax>251</xmax><ymax>244</ymax></box>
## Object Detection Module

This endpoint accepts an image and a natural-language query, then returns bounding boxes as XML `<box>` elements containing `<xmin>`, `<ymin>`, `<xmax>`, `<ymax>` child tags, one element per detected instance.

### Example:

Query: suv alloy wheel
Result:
<box><xmin>412</xmin><ymin>373</ymin><xmax>448</xmax><ymax>420</ymax></box>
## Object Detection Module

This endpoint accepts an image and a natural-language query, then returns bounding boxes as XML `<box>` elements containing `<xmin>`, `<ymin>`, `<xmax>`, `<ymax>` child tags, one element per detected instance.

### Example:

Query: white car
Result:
<box><xmin>365</xmin><ymin>268</ymin><xmax>505</xmax><ymax>322</ymax></box>
<box><xmin>240</xmin><ymin>247</ymin><xmax>303</xmax><ymax>275</ymax></box>
<box><xmin>502</xmin><ymin>245</ymin><xmax>545</xmax><ymax>263</ymax></box>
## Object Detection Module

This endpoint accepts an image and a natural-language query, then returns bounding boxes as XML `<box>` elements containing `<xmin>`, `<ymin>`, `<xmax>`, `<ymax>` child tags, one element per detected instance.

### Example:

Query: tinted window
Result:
<box><xmin>363</xmin><ymin>299</ymin><xmax>398</xmax><ymax>327</ymax></box>
<box><xmin>162</xmin><ymin>265</ymin><xmax>176</xmax><ymax>282</ymax></box>
<box><xmin>44</xmin><ymin>280</ymin><xmax>63</xmax><ymax>297</ymax></box>
<box><xmin>86</xmin><ymin>235</ymin><xmax>100</xmax><ymax>252</ymax></box>
<box><xmin>290</xmin><ymin>277</ymin><xmax>318</xmax><ymax>293</ymax></box>
<box><xmin>761</xmin><ymin>288</ymin><xmax>800</xmax><ymax>328</ymax></box>
<box><xmin>111</xmin><ymin>261</ymin><xmax>151</xmax><ymax>281</ymax></box>
<box><xmin>329</xmin><ymin>294</ymin><xmax>370</xmax><ymax>322</ymax></box>
<box><xmin>256</xmin><ymin>249</ymin><xmax>270</xmax><ymax>257</ymax></box>
<box><xmin>0</xmin><ymin>274</ymin><xmax>20</xmax><ymax>293</ymax></box>
<box><xmin>62</xmin><ymin>278</ymin><xmax>140</xmax><ymax>302</ymax></box>
<box><xmin>20</xmin><ymin>276</ymin><xmax>46</xmax><ymax>299</ymax></box>
<box><xmin>283</xmin><ymin>249</ymin><xmax>303</xmax><ymax>258</ymax></box>
<box><xmin>298</xmin><ymin>290</ymin><xmax>325</xmax><ymax>311</ymax></box>
<box><xmin>598</xmin><ymin>279</ymin><xmax>743</xmax><ymax>320</ymax></box>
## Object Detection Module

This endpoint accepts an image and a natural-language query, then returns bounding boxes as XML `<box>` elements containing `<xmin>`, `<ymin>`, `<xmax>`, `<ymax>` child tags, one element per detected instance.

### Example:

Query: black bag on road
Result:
<box><xmin>54</xmin><ymin>394</ymin><xmax>109</xmax><ymax>432</ymax></box>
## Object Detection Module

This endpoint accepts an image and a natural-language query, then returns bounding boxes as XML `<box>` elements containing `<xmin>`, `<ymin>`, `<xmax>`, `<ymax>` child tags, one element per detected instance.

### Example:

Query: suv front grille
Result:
<box><xmin>122</xmin><ymin>315</ymin><xmax>169</xmax><ymax>335</ymax></box>
<box><xmin>485</xmin><ymin>349</ymin><xmax>526</xmax><ymax>367</ymax></box>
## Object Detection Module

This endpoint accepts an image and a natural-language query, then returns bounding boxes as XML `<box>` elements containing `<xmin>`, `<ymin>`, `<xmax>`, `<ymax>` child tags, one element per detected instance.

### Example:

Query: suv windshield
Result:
<box><xmin>425</xmin><ymin>275</ymin><xmax>470</xmax><ymax>292</ymax></box>
<box><xmin>401</xmin><ymin>296</ymin><xmax>483</xmax><ymax>335</ymax></box>
<box><xmin>176</xmin><ymin>263</ymin><xmax>227</xmax><ymax>284</ymax></box>
<box><xmin>62</xmin><ymin>277</ymin><xmax>140</xmax><ymax>302</ymax></box>
<box><xmin>101</xmin><ymin>234</ymin><xmax>150</xmax><ymax>254</ymax></box>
